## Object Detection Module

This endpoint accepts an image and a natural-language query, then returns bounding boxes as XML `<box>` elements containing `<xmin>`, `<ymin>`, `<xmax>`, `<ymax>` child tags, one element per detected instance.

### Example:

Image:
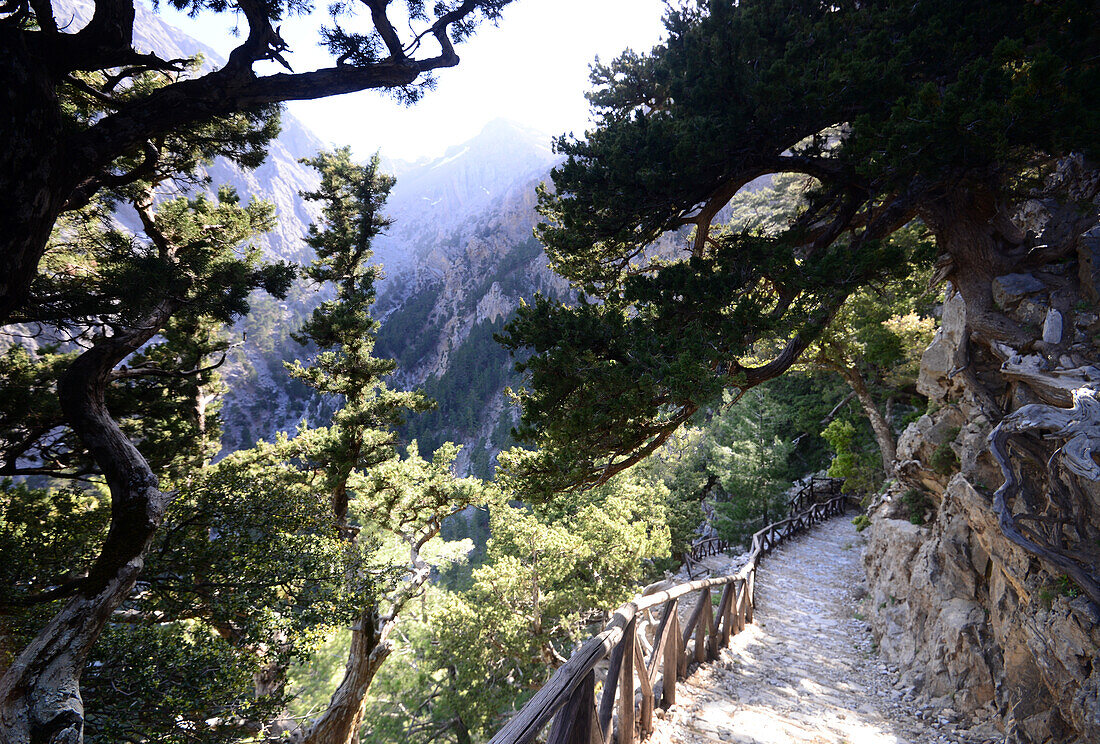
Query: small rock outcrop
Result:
<box><xmin>863</xmin><ymin>159</ymin><xmax>1100</xmax><ymax>744</ymax></box>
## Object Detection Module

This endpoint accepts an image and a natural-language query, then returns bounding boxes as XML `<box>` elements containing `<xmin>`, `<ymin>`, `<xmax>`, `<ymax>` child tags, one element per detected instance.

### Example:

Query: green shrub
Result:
<box><xmin>852</xmin><ymin>514</ymin><xmax>871</xmax><ymax>532</ymax></box>
<box><xmin>929</xmin><ymin>427</ymin><xmax>960</xmax><ymax>476</ymax></box>
<box><xmin>900</xmin><ymin>489</ymin><xmax>933</xmax><ymax>525</ymax></box>
<box><xmin>1057</xmin><ymin>575</ymin><xmax>1081</xmax><ymax>599</ymax></box>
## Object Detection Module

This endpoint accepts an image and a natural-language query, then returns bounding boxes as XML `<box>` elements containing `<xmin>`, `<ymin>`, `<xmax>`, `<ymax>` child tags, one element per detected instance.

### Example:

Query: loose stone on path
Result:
<box><xmin>647</xmin><ymin>518</ymin><xmax>1002</xmax><ymax>744</ymax></box>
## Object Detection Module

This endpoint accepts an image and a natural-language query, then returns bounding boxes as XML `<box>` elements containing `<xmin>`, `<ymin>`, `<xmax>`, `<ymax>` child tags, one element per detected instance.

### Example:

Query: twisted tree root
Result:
<box><xmin>988</xmin><ymin>387</ymin><xmax>1100</xmax><ymax>608</ymax></box>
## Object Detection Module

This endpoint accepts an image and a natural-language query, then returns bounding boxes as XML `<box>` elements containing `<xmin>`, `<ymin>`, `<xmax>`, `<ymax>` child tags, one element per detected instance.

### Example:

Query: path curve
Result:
<box><xmin>648</xmin><ymin>518</ymin><xmax>1000</xmax><ymax>744</ymax></box>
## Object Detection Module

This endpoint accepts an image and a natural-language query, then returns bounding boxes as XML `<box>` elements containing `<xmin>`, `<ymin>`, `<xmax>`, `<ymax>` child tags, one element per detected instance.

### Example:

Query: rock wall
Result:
<box><xmin>863</xmin><ymin>161</ymin><xmax>1100</xmax><ymax>744</ymax></box>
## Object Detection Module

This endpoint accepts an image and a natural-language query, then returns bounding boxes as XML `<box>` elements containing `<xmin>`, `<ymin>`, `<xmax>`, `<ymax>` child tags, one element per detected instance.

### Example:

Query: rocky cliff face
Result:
<box><xmin>863</xmin><ymin>159</ymin><xmax>1100</xmax><ymax>743</ymax></box>
<box><xmin>373</xmin><ymin>151</ymin><xmax>571</xmax><ymax>474</ymax></box>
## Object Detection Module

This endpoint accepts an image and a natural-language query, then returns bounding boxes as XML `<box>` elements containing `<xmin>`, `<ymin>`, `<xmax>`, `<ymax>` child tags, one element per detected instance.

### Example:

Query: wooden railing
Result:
<box><xmin>487</xmin><ymin>493</ymin><xmax>849</xmax><ymax>744</ymax></box>
<box><xmin>686</xmin><ymin>535</ymin><xmax>730</xmax><ymax>562</ymax></box>
<box><xmin>685</xmin><ymin>476</ymin><xmax>845</xmax><ymax>565</ymax></box>
<box><xmin>785</xmin><ymin>476</ymin><xmax>844</xmax><ymax>517</ymax></box>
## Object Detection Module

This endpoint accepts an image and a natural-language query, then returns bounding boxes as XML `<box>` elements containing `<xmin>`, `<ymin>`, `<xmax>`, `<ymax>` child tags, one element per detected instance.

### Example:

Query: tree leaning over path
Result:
<box><xmin>499</xmin><ymin>0</ymin><xmax>1100</xmax><ymax>496</ymax></box>
<box><xmin>0</xmin><ymin>0</ymin><xmax>516</xmax><ymax>326</ymax></box>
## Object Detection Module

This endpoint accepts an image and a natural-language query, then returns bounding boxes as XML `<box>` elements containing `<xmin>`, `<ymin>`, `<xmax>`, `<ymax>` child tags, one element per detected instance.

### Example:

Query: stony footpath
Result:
<box><xmin>647</xmin><ymin>517</ymin><xmax>1006</xmax><ymax>744</ymax></box>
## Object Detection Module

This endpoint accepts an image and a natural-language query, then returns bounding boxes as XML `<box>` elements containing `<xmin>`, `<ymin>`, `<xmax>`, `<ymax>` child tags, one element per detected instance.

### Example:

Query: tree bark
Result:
<box><xmin>835</xmin><ymin>363</ymin><xmax>897</xmax><ymax>476</ymax></box>
<box><xmin>921</xmin><ymin>185</ymin><xmax>1028</xmax><ymax>348</ymax></box>
<box><xmin>300</xmin><ymin>607</ymin><xmax>392</xmax><ymax>744</ymax></box>
<box><xmin>0</xmin><ymin>301</ymin><xmax>176</xmax><ymax>744</ymax></box>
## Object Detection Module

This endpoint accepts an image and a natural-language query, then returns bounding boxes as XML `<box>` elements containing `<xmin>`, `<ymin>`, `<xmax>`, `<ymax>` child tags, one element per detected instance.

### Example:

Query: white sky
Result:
<box><xmin>156</xmin><ymin>0</ymin><xmax>669</xmax><ymax>161</ymax></box>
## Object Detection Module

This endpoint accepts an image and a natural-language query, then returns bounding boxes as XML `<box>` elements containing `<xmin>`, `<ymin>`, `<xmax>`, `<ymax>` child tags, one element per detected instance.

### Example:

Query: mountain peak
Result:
<box><xmin>430</xmin><ymin>119</ymin><xmax>554</xmax><ymax>164</ymax></box>
<box><xmin>476</xmin><ymin>118</ymin><xmax>551</xmax><ymax>144</ymax></box>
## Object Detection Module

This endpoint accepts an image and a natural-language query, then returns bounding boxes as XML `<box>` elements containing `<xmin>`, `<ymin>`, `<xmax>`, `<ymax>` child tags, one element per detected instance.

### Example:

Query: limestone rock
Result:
<box><xmin>1015</xmin><ymin>297</ymin><xmax>1050</xmax><ymax>327</ymax></box>
<box><xmin>475</xmin><ymin>281</ymin><xmax>514</xmax><ymax>323</ymax></box>
<box><xmin>918</xmin><ymin>290</ymin><xmax>968</xmax><ymax>404</ymax></box>
<box><xmin>1042</xmin><ymin>309</ymin><xmax>1063</xmax><ymax>344</ymax></box>
<box><xmin>992</xmin><ymin>273</ymin><xmax>1046</xmax><ymax>309</ymax></box>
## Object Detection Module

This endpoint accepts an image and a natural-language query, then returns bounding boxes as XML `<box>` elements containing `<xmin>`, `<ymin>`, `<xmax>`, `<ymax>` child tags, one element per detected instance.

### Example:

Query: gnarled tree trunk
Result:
<box><xmin>921</xmin><ymin>184</ymin><xmax>1028</xmax><ymax>348</ymax></box>
<box><xmin>300</xmin><ymin>607</ymin><xmax>392</xmax><ymax>744</ymax></box>
<box><xmin>0</xmin><ymin>302</ymin><xmax>176</xmax><ymax>744</ymax></box>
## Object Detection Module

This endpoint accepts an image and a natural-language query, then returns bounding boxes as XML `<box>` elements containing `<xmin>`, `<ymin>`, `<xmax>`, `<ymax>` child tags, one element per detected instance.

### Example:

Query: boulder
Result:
<box><xmin>993</xmin><ymin>273</ymin><xmax>1046</xmax><ymax>309</ymax></box>
<box><xmin>918</xmin><ymin>290</ymin><xmax>968</xmax><ymax>404</ymax></box>
<box><xmin>1042</xmin><ymin>308</ymin><xmax>1063</xmax><ymax>344</ymax></box>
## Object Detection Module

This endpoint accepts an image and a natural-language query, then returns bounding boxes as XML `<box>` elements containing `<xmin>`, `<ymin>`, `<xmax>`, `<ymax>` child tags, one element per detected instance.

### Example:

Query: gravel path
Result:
<box><xmin>647</xmin><ymin>517</ymin><xmax>1003</xmax><ymax>744</ymax></box>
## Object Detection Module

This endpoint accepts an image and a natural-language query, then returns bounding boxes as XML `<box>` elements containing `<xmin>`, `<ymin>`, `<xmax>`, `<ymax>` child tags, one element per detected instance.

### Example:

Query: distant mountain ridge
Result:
<box><xmin>371</xmin><ymin>124</ymin><xmax>568</xmax><ymax>475</ymax></box>
<box><xmin>374</xmin><ymin>118</ymin><xmax>560</xmax><ymax>280</ymax></box>
<box><xmin>53</xmin><ymin>0</ymin><xmax>568</xmax><ymax>470</ymax></box>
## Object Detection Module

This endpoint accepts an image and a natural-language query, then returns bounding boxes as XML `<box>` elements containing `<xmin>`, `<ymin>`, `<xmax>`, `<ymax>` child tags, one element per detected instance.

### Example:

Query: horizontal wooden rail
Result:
<box><xmin>784</xmin><ymin>476</ymin><xmax>844</xmax><ymax>520</ymax></box>
<box><xmin>685</xmin><ymin>477</ymin><xmax>844</xmax><ymax>564</ymax></box>
<box><xmin>488</xmin><ymin>493</ymin><xmax>849</xmax><ymax>744</ymax></box>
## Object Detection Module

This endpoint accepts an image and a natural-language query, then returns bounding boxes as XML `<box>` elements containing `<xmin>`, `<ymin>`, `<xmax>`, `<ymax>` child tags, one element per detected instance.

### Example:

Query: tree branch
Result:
<box><xmin>225</xmin><ymin>0</ymin><xmax>292</xmax><ymax>73</ymax></box>
<box><xmin>108</xmin><ymin>351</ymin><xmax>228</xmax><ymax>381</ymax></box>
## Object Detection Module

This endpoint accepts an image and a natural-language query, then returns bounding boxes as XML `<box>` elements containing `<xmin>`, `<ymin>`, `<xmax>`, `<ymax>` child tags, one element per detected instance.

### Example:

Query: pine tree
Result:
<box><xmin>286</xmin><ymin>149</ymin><xmax>487</xmax><ymax>744</ymax></box>
<box><xmin>0</xmin><ymin>0</ymin><xmax>516</xmax><ymax>325</ymax></box>
<box><xmin>499</xmin><ymin>0</ymin><xmax>1100</xmax><ymax>496</ymax></box>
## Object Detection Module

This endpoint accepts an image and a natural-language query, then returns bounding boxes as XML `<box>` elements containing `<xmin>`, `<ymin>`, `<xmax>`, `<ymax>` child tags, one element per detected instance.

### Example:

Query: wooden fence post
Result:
<box><xmin>734</xmin><ymin>579</ymin><xmax>746</xmax><ymax>634</ymax></box>
<box><xmin>662</xmin><ymin>611</ymin><xmax>679</xmax><ymax>709</ymax></box>
<box><xmin>632</xmin><ymin>635</ymin><xmax>654</xmax><ymax>738</ymax></box>
<box><xmin>597</xmin><ymin>625</ymin><xmax>628</xmax><ymax>742</ymax></box>
<box><xmin>546</xmin><ymin>669</ymin><xmax>599</xmax><ymax>744</ymax></box>
<box><xmin>717</xmin><ymin>582</ymin><xmax>734</xmax><ymax>647</ymax></box>
<box><xmin>695</xmin><ymin>590</ymin><xmax>712</xmax><ymax>663</ymax></box>
<box><xmin>745</xmin><ymin>569</ymin><xmax>755</xmax><ymax>624</ymax></box>
<box><xmin>619</xmin><ymin>616</ymin><xmax>636</xmax><ymax>744</ymax></box>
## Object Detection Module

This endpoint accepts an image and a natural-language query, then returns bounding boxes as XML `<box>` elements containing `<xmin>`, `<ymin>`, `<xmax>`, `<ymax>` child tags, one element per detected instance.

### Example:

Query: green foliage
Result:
<box><xmin>0</xmin><ymin>454</ymin><xmax>354</xmax><ymax>744</ymax></box>
<box><xmin>80</xmin><ymin>451</ymin><xmax>352</xmax><ymax>742</ymax></box>
<box><xmin>288</xmin><ymin>148</ymin><xmax>433</xmax><ymax>523</ymax></box>
<box><xmin>147</xmin><ymin>443</ymin><xmax>360</xmax><ymax>645</ymax></box>
<box><xmin>929</xmin><ymin>442</ymin><xmax>959</xmax><ymax>476</ymax></box>
<box><xmin>631</xmin><ymin>373</ymin><xmax>848</xmax><ymax>556</ymax></box>
<box><xmin>900</xmin><ymin>489</ymin><xmax>934</xmax><ymax>526</ymax></box>
<box><xmin>852</xmin><ymin>514</ymin><xmax>871</xmax><ymax>533</ymax></box>
<box><xmin>821</xmin><ymin>419</ymin><xmax>880</xmax><ymax>494</ymax></box>
<box><xmin>1056</xmin><ymin>575</ymin><xmax>1082</xmax><ymax>600</ymax></box>
<box><xmin>1</xmin><ymin>184</ymin><xmax>293</xmax><ymax>484</ymax></box>
<box><xmin>500</xmin><ymin>0</ymin><xmax>1098</xmax><ymax>498</ymax></box>
<box><xmin>930</xmin><ymin>427</ymin><xmax>961</xmax><ymax>476</ymax></box>
<box><xmin>84</xmin><ymin>622</ymin><xmax>283</xmax><ymax>744</ymax></box>
<box><xmin>1037</xmin><ymin>576</ymin><xmax>1081</xmax><ymax>610</ymax></box>
<box><xmin>358</xmin><ymin>471</ymin><xmax>671</xmax><ymax>743</ymax></box>
<box><xmin>703</xmin><ymin>389</ymin><xmax>793</xmax><ymax>546</ymax></box>
<box><xmin>0</xmin><ymin>481</ymin><xmax>110</xmax><ymax>670</ymax></box>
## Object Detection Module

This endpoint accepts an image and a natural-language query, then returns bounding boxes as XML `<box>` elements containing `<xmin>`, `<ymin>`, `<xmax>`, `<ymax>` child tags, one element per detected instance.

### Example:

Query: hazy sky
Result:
<box><xmin>156</xmin><ymin>0</ymin><xmax>669</xmax><ymax>161</ymax></box>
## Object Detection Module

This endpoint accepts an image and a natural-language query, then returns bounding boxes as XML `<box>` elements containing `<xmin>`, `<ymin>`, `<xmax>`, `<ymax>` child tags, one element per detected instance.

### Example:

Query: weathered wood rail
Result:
<box><xmin>685</xmin><ymin>476</ymin><xmax>844</xmax><ymax>564</ymax></box>
<box><xmin>487</xmin><ymin>493</ymin><xmax>849</xmax><ymax>744</ymax></box>
<box><xmin>784</xmin><ymin>476</ymin><xmax>844</xmax><ymax>518</ymax></box>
